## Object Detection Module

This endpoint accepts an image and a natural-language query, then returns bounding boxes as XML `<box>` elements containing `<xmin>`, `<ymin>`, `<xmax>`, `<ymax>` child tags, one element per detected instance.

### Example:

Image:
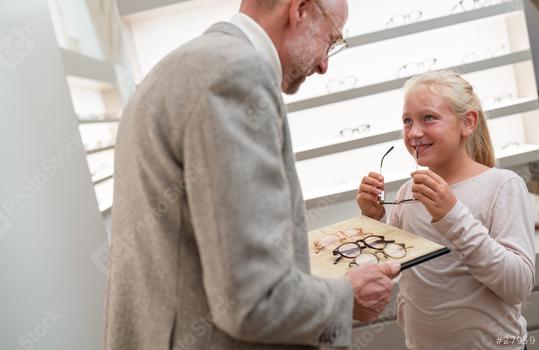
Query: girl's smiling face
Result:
<box><xmin>402</xmin><ymin>86</ymin><xmax>468</xmax><ymax>172</ymax></box>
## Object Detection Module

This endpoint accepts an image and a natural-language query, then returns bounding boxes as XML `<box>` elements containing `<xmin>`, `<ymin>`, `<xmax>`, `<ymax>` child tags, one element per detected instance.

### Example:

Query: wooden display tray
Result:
<box><xmin>308</xmin><ymin>215</ymin><xmax>450</xmax><ymax>279</ymax></box>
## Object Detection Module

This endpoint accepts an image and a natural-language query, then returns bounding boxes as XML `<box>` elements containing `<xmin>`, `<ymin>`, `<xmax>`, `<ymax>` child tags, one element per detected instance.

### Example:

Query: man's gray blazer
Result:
<box><xmin>104</xmin><ymin>22</ymin><xmax>353</xmax><ymax>350</ymax></box>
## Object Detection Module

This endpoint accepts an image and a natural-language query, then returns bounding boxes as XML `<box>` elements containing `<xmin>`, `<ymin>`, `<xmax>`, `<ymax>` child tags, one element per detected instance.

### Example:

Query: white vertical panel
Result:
<box><xmin>0</xmin><ymin>1</ymin><xmax>107</xmax><ymax>349</ymax></box>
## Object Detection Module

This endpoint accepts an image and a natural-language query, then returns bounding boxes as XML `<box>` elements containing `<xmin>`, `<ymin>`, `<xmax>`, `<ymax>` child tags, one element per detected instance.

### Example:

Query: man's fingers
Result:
<box><xmin>377</xmin><ymin>262</ymin><xmax>401</xmax><ymax>278</ymax></box>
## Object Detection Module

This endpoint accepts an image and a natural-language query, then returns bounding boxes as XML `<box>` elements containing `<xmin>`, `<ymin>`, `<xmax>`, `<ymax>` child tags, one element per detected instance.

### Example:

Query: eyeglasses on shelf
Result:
<box><xmin>385</xmin><ymin>10</ymin><xmax>423</xmax><ymax>28</ymax></box>
<box><xmin>397</xmin><ymin>58</ymin><xmax>438</xmax><ymax>79</ymax></box>
<box><xmin>326</xmin><ymin>75</ymin><xmax>359</xmax><ymax>94</ymax></box>
<box><xmin>338</xmin><ymin>123</ymin><xmax>370</xmax><ymax>138</ymax></box>
<box><xmin>450</xmin><ymin>0</ymin><xmax>496</xmax><ymax>13</ymax></box>
<box><xmin>481</xmin><ymin>92</ymin><xmax>513</xmax><ymax>107</ymax></box>
<box><xmin>461</xmin><ymin>44</ymin><xmax>507</xmax><ymax>64</ymax></box>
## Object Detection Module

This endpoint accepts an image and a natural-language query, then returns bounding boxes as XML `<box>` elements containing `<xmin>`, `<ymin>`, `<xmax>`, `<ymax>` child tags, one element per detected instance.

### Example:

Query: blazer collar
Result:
<box><xmin>204</xmin><ymin>21</ymin><xmax>282</xmax><ymax>88</ymax></box>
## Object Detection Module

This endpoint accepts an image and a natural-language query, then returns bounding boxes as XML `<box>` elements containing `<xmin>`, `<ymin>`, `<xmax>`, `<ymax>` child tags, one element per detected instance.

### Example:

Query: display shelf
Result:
<box><xmin>117</xmin><ymin>0</ymin><xmax>187</xmax><ymax>17</ymax></box>
<box><xmin>60</xmin><ymin>49</ymin><xmax>116</xmax><ymax>85</ymax></box>
<box><xmin>487</xmin><ymin>97</ymin><xmax>539</xmax><ymax>119</ymax></box>
<box><xmin>287</xmin><ymin>50</ymin><xmax>532</xmax><ymax>113</ymax></box>
<box><xmin>303</xmin><ymin>143</ymin><xmax>539</xmax><ymax>209</ymax></box>
<box><xmin>496</xmin><ymin>143</ymin><xmax>539</xmax><ymax>168</ymax></box>
<box><xmin>348</xmin><ymin>1</ymin><xmax>521</xmax><ymax>49</ymax></box>
<box><xmin>93</xmin><ymin>172</ymin><xmax>114</xmax><ymax>185</ymax></box>
<box><xmin>78</xmin><ymin>118</ymin><xmax>120</xmax><ymax>125</ymax></box>
<box><xmin>95</xmin><ymin>177</ymin><xmax>114</xmax><ymax>212</ymax></box>
<box><xmin>87</xmin><ymin>145</ymin><xmax>115</xmax><ymax>155</ymax></box>
<box><xmin>295</xmin><ymin>97</ymin><xmax>539</xmax><ymax>161</ymax></box>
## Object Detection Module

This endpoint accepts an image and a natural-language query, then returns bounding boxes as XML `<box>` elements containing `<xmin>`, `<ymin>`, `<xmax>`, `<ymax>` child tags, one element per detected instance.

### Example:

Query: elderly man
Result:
<box><xmin>104</xmin><ymin>0</ymin><xmax>399</xmax><ymax>349</ymax></box>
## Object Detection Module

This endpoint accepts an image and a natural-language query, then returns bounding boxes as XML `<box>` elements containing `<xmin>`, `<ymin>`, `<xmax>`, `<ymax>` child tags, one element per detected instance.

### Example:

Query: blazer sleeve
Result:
<box><xmin>183</xmin><ymin>57</ymin><xmax>354</xmax><ymax>347</ymax></box>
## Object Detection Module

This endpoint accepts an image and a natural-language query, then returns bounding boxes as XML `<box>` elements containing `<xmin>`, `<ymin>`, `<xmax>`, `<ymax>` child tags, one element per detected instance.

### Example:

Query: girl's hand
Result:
<box><xmin>357</xmin><ymin>172</ymin><xmax>385</xmax><ymax>220</ymax></box>
<box><xmin>411</xmin><ymin>170</ymin><xmax>457</xmax><ymax>222</ymax></box>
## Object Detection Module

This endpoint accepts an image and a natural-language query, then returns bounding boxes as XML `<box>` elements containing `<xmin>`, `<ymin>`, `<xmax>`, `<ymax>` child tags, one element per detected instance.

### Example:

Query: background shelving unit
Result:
<box><xmin>65</xmin><ymin>75</ymin><xmax>122</xmax><ymax>213</ymax></box>
<box><xmin>281</xmin><ymin>1</ymin><xmax>539</xmax><ymax>216</ymax></box>
<box><xmin>49</xmin><ymin>0</ymin><xmax>129</xmax><ymax>214</ymax></box>
<box><xmin>118</xmin><ymin>0</ymin><xmax>539</xmax><ymax>222</ymax></box>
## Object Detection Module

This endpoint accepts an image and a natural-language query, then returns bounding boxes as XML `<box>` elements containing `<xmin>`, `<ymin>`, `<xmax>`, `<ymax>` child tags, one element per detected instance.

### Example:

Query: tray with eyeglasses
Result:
<box><xmin>308</xmin><ymin>215</ymin><xmax>450</xmax><ymax>278</ymax></box>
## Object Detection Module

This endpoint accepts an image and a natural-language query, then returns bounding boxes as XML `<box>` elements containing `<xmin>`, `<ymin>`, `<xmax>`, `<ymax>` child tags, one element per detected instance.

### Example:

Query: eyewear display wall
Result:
<box><xmin>123</xmin><ymin>0</ymin><xmax>539</xmax><ymax>211</ymax></box>
<box><xmin>283</xmin><ymin>12</ymin><xmax>527</xmax><ymax>105</ymax></box>
<box><xmin>64</xmin><ymin>76</ymin><xmax>123</xmax><ymax>213</ymax></box>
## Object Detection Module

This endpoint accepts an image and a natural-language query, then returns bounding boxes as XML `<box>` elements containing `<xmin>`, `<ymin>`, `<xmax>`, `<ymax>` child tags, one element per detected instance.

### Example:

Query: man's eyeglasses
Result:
<box><xmin>378</xmin><ymin>146</ymin><xmax>419</xmax><ymax>205</ymax></box>
<box><xmin>332</xmin><ymin>235</ymin><xmax>412</xmax><ymax>266</ymax></box>
<box><xmin>313</xmin><ymin>0</ymin><xmax>349</xmax><ymax>57</ymax></box>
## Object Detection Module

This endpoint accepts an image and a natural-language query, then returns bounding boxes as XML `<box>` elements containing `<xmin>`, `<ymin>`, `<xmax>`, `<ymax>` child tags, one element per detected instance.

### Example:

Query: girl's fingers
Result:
<box><xmin>412</xmin><ymin>190</ymin><xmax>437</xmax><ymax>208</ymax></box>
<box><xmin>358</xmin><ymin>192</ymin><xmax>380</xmax><ymax>204</ymax></box>
<box><xmin>411</xmin><ymin>183</ymin><xmax>437</xmax><ymax>202</ymax></box>
<box><xmin>363</xmin><ymin>175</ymin><xmax>384</xmax><ymax>189</ymax></box>
<box><xmin>412</xmin><ymin>173</ymin><xmax>440</xmax><ymax>191</ymax></box>
<box><xmin>359</xmin><ymin>182</ymin><xmax>381</xmax><ymax>198</ymax></box>
<box><xmin>368</xmin><ymin>172</ymin><xmax>384</xmax><ymax>181</ymax></box>
<box><xmin>411</xmin><ymin>170</ymin><xmax>445</xmax><ymax>185</ymax></box>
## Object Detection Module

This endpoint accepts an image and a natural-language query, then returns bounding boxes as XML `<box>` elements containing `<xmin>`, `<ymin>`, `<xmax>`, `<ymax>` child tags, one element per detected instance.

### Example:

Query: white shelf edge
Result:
<box><xmin>287</xmin><ymin>50</ymin><xmax>532</xmax><ymax>113</ymax></box>
<box><xmin>93</xmin><ymin>173</ymin><xmax>114</xmax><ymax>185</ymax></box>
<box><xmin>118</xmin><ymin>0</ymin><xmax>189</xmax><ymax>18</ymax></box>
<box><xmin>349</xmin><ymin>0</ymin><xmax>522</xmax><ymax>48</ymax></box>
<box><xmin>79</xmin><ymin>118</ymin><xmax>120</xmax><ymax>125</ymax></box>
<box><xmin>294</xmin><ymin>97</ymin><xmax>539</xmax><ymax>161</ymax></box>
<box><xmin>87</xmin><ymin>145</ymin><xmax>115</xmax><ymax>155</ymax></box>
<box><xmin>304</xmin><ymin>144</ymin><xmax>539</xmax><ymax>209</ymax></box>
<box><xmin>60</xmin><ymin>49</ymin><xmax>116</xmax><ymax>85</ymax></box>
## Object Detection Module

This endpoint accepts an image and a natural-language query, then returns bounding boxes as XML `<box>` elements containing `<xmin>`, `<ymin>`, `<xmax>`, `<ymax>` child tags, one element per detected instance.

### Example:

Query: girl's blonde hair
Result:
<box><xmin>403</xmin><ymin>70</ymin><xmax>495</xmax><ymax>168</ymax></box>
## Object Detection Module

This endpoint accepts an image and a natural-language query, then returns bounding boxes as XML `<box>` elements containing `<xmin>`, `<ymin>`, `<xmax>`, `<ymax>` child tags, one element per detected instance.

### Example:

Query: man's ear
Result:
<box><xmin>461</xmin><ymin>110</ymin><xmax>479</xmax><ymax>137</ymax></box>
<box><xmin>288</xmin><ymin>0</ymin><xmax>313</xmax><ymax>32</ymax></box>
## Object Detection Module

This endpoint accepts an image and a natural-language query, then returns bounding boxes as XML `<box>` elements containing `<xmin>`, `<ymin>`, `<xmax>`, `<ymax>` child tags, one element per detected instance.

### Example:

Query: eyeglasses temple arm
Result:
<box><xmin>379</xmin><ymin>146</ymin><xmax>394</xmax><ymax>202</ymax></box>
<box><xmin>380</xmin><ymin>146</ymin><xmax>394</xmax><ymax>174</ymax></box>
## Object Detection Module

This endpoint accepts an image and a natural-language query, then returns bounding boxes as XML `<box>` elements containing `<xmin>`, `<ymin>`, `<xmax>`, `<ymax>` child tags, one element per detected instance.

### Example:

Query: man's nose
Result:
<box><xmin>316</xmin><ymin>56</ymin><xmax>329</xmax><ymax>75</ymax></box>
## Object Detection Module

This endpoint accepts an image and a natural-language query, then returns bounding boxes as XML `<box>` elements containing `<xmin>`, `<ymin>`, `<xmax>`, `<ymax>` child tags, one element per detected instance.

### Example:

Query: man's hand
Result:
<box><xmin>344</xmin><ymin>262</ymin><xmax>400</xmax><ymax>321</ymax></box>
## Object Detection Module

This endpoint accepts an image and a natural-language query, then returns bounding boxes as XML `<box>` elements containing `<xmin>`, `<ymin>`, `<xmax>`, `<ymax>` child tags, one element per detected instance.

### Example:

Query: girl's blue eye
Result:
<box><xmin>403</xmin><ymin>118</ymin><xmax>412</xmax><ymax>125</ymax></box>
<box><xmin>424</xmin><ymin>114</ymin><xmax>435</xmax><ymax>121</ymax></box>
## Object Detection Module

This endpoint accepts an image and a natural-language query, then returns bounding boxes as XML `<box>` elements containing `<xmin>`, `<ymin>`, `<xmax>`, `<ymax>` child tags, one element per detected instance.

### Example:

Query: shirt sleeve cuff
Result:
<box><xmin>318</xmin><ymin>278</ymin><xmax>354</xmax><ymax>348</ymax></box>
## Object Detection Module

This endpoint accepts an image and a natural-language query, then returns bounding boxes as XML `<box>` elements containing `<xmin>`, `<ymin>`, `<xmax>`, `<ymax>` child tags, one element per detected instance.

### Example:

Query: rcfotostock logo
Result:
<box><xmin>0</xmin><ymin>28</ymin><xmax>36</xmax><ymax>72</ymax></box>
<box><xmin>0</xmin><ymin>13</ymin><xmax>51</xmax><ymax>72</ymax></box>
<box><xmin>238</xmin><ymin>86</ymin><xmax>273</xmax><ymax>131</ymax></box>
<box><xmin>0</xmin><ymin>210</ymin><xmax>14</xmax><ymax>238</ymax></box>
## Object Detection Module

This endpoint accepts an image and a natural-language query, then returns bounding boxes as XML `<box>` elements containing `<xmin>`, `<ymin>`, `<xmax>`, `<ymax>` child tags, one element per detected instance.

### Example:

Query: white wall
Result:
<box><xmin>124</xmin><ymin>0</ymin><xmax>240</xmax><ymax>80</ymax></box>
<box><xmin>0</xmin><ymin>1</ymin><xmax>108</xmax><ymax>348</ymax></box>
